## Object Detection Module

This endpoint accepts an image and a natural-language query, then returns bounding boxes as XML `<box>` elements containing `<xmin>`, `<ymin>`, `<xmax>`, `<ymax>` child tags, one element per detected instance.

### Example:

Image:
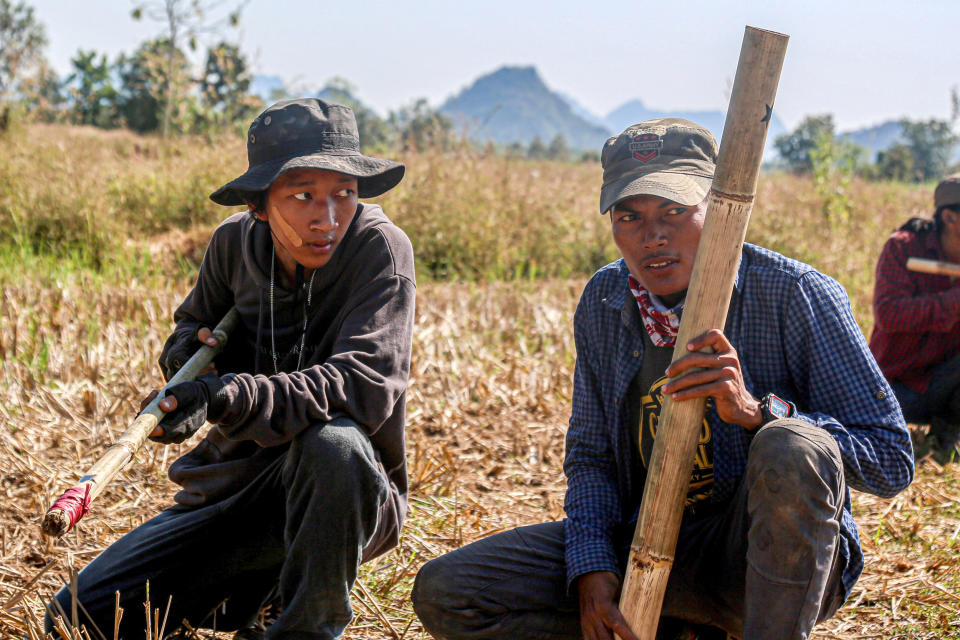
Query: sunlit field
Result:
<box><xmin>1</xmin><ymin>124</ymin><xmax>956</xmax><ymax>639</ymax></box>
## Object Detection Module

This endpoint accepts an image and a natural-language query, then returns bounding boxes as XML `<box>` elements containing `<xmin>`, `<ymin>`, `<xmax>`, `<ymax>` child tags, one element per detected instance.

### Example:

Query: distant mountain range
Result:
<box><xmin>837</xmin><ymin>120</ymin><xmax>960</xmax><ymax>163</ymax></box>
<box><xmin>438</xmin><ymin>66</ymin><xmax>789</xmax><ymax>154</ymax></box>
<box><xmin>839</xmin><ymin>120</ymin><xmax>905</xmax><ymax>159</ymax></box>
<box><xmin>250</xmin><ymin>76</ymin><xmax>375</xmax><ymax>115</ymax></box>
<box><xmin>250</xmin><ymin>74</ymin><xmax>286</xmax><ymax>103</ymax></box>
<box><xmin>601</xmin><ymin>99</ymin><xmax>787</xmax><ymax>154</ymax></box>
<box><xmin>251</xmin><ymin>67</ymin><xmax>952</xmax><ymax>160</ymax></box>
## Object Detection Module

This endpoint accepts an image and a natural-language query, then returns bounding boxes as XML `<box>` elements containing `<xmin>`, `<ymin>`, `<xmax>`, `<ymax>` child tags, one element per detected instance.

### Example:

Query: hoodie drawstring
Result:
<box><xmin>254</xmin><ymin>288</ymin><xmax>264</xmax><ymax>375</ymax></box>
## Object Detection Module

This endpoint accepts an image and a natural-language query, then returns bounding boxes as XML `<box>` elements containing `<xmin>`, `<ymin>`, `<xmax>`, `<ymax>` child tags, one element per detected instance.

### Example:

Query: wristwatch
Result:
<box><xmin>759</xmin><ymin>392</ymin><xmax>796</xmax><ymax>424</ymax></box>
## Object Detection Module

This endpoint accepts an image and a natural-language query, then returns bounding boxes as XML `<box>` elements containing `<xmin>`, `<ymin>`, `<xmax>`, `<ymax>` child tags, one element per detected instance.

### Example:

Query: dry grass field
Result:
<box><xmin>0</xmin><ymin>124</ymin><xmax>958</xmax><ymax>639</ymax></box>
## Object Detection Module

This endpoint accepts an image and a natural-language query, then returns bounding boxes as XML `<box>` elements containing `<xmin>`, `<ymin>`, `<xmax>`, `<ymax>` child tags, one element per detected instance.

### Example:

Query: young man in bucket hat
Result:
<box><xmin>870</xmin><ymin>174</ymin><xmax>960</xmax><ymax>465</ymax></box>
<box><xmin>48</xmin><ymin>98</ymin><xmax>416</xmax><ymax>640</ymax></box>
<box><xmin>412</xmin><ymin>118</ymin><xmax>913</xmax><ymax>640</ymax></box>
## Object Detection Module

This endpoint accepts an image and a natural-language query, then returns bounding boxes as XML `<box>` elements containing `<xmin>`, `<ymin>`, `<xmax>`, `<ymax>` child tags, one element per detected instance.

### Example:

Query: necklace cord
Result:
<box><xmin>270</xmin><ymin>246</ymin><xmax>317</xmax><ymax>375</ymax></box>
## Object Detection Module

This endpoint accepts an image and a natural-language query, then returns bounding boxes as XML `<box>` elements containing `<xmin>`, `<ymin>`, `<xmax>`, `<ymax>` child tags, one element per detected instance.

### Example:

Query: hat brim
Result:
<box><xmin>210</xmin><ymin>151</ymin><xmax>405</xmax><ymax>206</ymax></box>
<box><xmin>599</xmin><ymin>171</ymin><xmax>712</xmax><ymax>213</ymax></box>
<box><xmin>934</xmin><ymin>175</ymin><xmax>960</xmax><ymax>209</ymax></box>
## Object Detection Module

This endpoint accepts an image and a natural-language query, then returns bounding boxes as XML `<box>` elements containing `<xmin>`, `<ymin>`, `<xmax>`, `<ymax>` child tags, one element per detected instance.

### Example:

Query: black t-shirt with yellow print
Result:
<box><xmin>627</xmin><ymin>328</ymin><xmax>714</xmax><ymax>508</ymax></box>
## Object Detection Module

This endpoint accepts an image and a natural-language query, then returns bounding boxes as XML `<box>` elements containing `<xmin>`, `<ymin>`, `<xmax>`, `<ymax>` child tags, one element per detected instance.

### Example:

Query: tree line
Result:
<box><xmin>0</xmin><ymin>0</ymin><xmax>462</xmax><ymax>151</ymax></box>
<box><xmin>1</xmin><ymin>0</ymin><xmax>266</xmax><ymax>135</ymax></box>
<box><xmin>773</xmin><ymin>106</ymin><xmax>960</xmax><ymax>183</ymax></box>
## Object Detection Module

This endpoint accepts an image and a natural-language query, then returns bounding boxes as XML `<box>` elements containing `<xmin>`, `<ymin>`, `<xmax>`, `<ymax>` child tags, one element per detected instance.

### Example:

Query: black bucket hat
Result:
<box><xmin>210</xmin><ymin>98</ymin><xmax>405</xmax><ymax>206</ymax></box>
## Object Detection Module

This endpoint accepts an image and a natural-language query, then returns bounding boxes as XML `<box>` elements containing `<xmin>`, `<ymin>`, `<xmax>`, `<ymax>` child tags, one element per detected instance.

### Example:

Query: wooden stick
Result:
<box><xmin>907</xmin><ymin>257</ymin><xmax>960</xmax><ymax>278</ymax></box>
<box><xmin>618</xmin><ymin>27</ymin><xmax>789</xmax><ymax>638</ymax></box>
<box><xmin>41</xmin><ymin>307</ymin><xmax>241</xmax><ymax>537</ymax></box>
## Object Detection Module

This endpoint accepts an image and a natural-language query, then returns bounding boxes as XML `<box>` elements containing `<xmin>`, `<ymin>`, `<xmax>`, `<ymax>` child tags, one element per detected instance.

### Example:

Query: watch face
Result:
<box><xmin>768</xmin><ymin>394</ymin><xmax>790</xmax><ymax>419</ymax></box>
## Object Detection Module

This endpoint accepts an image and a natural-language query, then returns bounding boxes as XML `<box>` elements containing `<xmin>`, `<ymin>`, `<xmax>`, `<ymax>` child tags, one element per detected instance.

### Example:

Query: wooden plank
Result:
<box><xmin>907</xmin><ymin>257</ymin><xmax>960</xmax><ymax>278</ymax></box>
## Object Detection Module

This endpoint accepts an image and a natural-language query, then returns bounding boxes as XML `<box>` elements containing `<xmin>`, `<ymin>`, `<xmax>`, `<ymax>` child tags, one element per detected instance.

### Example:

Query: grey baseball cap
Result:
<box><xmin>599</xmin><ymin>118</ymin><xmax>718</xmax><ymax>213</ymax></box>
<box><xmin>934</xmin><ymin>173</ymin><xmax>960</xmax><ymax>209</ymax></box>
<box><xmin>210</xmin><ymin>98</ymin><xmax>405</xmax><ymax>206</ymax></box>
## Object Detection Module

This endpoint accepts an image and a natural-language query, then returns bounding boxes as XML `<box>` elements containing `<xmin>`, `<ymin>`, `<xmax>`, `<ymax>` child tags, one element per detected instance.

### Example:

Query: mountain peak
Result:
<box><xmin>481</xmin><ymin>65</ymin><xmax>543</xmax><ymax>85</ymax></box>
<box><xmin>452</xmin><ymin>65</ymin><xmax>556</xmax><ymax>101</ymax></box>
<box><xmin>440</xmin><ymin>65</ymin><xmax>610</xmax><ymax>150</ymax></box>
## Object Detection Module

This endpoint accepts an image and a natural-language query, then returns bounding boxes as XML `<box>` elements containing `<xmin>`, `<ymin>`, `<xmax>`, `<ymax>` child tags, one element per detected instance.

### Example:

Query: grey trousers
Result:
<box><xmin>891</xmin><ymin>349</ymin><xmax>960</xmax><ymax>447</ymax></box>
<box><xmin>412</xmin><ymin>420</ymin><xmax>847</xmax><ymax>640</ymax></box>
<box><xmin>47</xmin><ymin>418</ymin><xmax>388</xmax><ymax>640</ymax></box>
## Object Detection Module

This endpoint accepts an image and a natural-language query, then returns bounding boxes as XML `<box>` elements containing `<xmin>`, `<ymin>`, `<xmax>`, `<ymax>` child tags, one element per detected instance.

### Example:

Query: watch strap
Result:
<box><xmin>759</xmin><ymin>392</ymin><xmax>796</xmax><ymax>424</ymax></box>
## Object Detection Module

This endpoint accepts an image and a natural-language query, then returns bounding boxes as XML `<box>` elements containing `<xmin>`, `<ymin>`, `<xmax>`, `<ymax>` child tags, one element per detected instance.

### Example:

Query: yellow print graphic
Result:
<box><xmin>639</xmin><ymin>375</ymin><xmax>714</xmax><ymax>501</ymax></box>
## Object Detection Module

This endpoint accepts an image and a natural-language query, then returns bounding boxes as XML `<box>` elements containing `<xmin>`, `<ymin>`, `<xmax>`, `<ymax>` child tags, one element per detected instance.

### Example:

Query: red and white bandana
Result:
<box><xmin>628</xmin><ymin>275</ymin><xmax>682</xmax><ymax>348</ymax></box>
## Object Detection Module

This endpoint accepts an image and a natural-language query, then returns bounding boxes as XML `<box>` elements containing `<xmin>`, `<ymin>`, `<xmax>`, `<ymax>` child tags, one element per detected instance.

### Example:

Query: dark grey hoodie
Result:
<box><xmin>160</xmin><ymin>203</ymin><xmax>415</xmax><ymax>560</ymax></box>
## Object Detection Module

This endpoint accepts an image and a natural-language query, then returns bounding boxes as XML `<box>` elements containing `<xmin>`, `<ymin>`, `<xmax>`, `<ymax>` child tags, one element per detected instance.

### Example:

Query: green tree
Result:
<box><xmin>951</xmin><ymin>85</ymin><xmax>959</xmax><ymax>125</ymax></box>
<box><xmin>117</xmin><ymin>38</ymin><xmax>192</xmax><ymax>133</ymax></box>
<box><xmin>546</xmin><ymin>134</ymin><xmax>569</xmax><ymax>162</ymax></box>
<box><xmin>579</xmin><ymin>149</ymin><xmax>600</xmax><ymax>163</ymax></box>
<box><xmin>131</xmin><ymin>0</ymin><xmax>246</xmax><ymax>136</ymax></box>
<box><xmin>527</xmin><ymin>135</ymin><xmax>546</xmax><ymax>159</ymax></box>
<box><xmin>66</xmin><ymin>50</ymin><xmax>120</xmax><ymax>128</ymax></box>
<box><xmin>0</xmin><ymin>0</ymin><xmax>47</xmax><ymax>101</ymax></box>
<box><xmin>18</xmin><ymin>57</ymin><xmax>64</xmax><ymax>121</ymax></box>
<box><xmin>898</xmin><ymin>118</ymin><xmax>958</xmax><ymax>181</ymax></box>
<box><xmin>875</xmin><ymin>144</ymin><xmax>915</xmax><ymax>182</ymax></box>
<box><xmin>388</xmin><ymin>98</ymin><xmax>453</xmax><ymax>151</ymax></box>
<box><xmin>505</xmin><ymin>141</ymin><xmax>526</xmax><ymax>158</ymax></box>
<box><xmin>809</xmin><ymin>130</ymin><xmax>858</xmax><ymax>228</ymax></box>
<box><xmin>774</xmin><ymin>114</ymin><xmax>835</xmax><ymax>173</ymax></box>
<box><xmin>197</xmin><ymin>41</ymin><xmax>260</xmax><ymax>130</ymax></box>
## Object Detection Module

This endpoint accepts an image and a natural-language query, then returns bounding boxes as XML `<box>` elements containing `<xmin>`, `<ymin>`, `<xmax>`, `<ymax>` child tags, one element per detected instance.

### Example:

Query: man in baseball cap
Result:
<box><xmin>871</xmin><ymin>173</ymin><xmax>960</xmax><ymax>465</ymax></box>
<box><xmin>412</xmin><ymin>118</ymin><xmax>911</xmax><ymax>640</ymax></box>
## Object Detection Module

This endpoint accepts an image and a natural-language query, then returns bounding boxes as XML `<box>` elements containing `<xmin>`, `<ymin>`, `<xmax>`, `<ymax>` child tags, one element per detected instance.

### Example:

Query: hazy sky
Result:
<box><xmin>29</xmin><ymin>0</ymin><xmax>959</xmax><ymax>132</ymax></box>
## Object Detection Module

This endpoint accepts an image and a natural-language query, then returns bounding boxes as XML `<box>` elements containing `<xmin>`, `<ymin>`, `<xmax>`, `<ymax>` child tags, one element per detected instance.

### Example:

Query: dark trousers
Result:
<box><xmin>412</xmin><ymin>420</ymin><xmax>847</xmax><ymax>640</ymax></box>
<box><xmin>891</xmin><ymin>349</ymin><xmax>960</xmax><ymax>445</ymax></box>
<box><xmin>47</xmin><ymin>418</ymin><xmax>388</xmax><ymax>640</ymax></box>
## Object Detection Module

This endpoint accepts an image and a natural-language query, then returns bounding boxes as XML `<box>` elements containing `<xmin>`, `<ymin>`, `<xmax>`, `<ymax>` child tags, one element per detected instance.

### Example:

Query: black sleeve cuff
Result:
<box><xmin>199</xmin><ymin>372</ymin><xmax>231</xmax><ymax>423</ymax></box>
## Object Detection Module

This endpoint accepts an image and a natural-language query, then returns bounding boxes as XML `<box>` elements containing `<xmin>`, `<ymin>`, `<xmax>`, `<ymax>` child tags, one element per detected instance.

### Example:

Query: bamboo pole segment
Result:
<box><xmin>617</xmin><ymin>27</ymin><xmax>788</xmax><ymax>638</ymax></box>
<box><xmin>907</xmin><ymin>257</ymin><xmax>960</xmax><ymax>278</ymax></box>
<box><xmin>41</xmin><ymin>307</ymin><xmax>241</xmax><ymax>537</ymax></box>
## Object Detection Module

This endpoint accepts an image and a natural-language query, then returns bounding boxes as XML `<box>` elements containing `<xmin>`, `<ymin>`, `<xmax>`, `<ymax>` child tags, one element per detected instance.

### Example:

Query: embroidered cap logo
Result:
<box><xmin>630</xmin><ymin>133</ymin><xmax>663</xmax><ymax>163</ymax></box>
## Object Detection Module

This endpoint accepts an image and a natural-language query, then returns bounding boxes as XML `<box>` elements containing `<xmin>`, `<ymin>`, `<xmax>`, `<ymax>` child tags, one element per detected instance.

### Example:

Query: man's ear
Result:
<box><xmin>249</xmin><ymin>204</ymin><xmax>268</xmax><ymax>222</ymax></box>
<box><xmin>942</xmin><ymin>208</ymin><xmax>956</xmax><ymax>228</ymax></box>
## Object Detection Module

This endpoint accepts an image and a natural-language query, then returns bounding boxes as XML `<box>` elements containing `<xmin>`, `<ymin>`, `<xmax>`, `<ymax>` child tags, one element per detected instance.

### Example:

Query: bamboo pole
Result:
<box><xmin>617</xmin><ymin>27</ymin><xmax>789</xmax><ymax>638</ymax></box>
<box><xmin>41</xmin><ymin>307</ymin><xmax>241</xmax><ymax>537</ymax></box>
<box><xmin>907</xmin><ymin>257</ymin><xmax>960</xmax><ymax>278</ymax></box>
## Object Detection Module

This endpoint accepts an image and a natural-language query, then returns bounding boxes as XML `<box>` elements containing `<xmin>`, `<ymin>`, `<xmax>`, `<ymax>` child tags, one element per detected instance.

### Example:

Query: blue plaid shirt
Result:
<box><xmin>563</xmin><ymin>243</ymin><xmax>914</xmax><ymax>597</ymax></box>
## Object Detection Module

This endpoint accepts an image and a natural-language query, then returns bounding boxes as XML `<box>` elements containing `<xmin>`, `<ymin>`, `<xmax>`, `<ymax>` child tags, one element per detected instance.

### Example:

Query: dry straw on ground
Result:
<box><xmin>2</xmin><ymin>275</ymin><xmax>958</xmax><ymax>639</ymax></box>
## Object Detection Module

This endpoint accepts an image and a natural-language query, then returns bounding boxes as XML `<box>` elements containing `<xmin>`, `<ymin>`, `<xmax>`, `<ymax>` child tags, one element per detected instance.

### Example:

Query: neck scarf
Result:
<box><xmin>628</xmin><ymin>275</ymin><xmax>683</xmax><ymax>348</ymax></box>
